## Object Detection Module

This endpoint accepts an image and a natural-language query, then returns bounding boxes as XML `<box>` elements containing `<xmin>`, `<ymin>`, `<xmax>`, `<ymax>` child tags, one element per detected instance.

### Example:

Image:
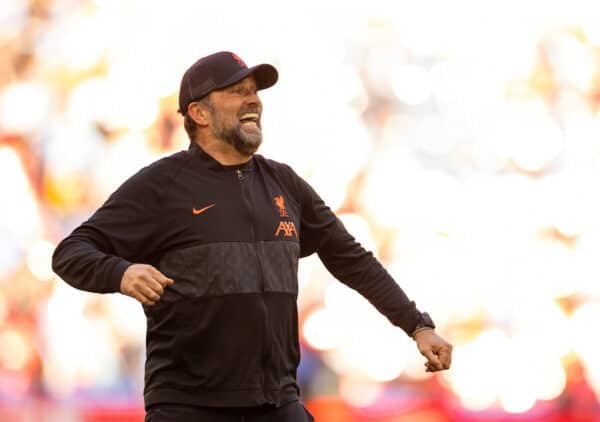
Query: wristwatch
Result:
<box><xmin>411</xmin><ymin>312</ymin><xmax>436</xmax><ymax>339</ymax></box>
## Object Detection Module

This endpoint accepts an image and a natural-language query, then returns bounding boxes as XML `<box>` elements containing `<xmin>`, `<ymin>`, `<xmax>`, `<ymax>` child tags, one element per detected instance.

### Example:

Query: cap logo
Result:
<box><xmin>231</xmin><ymin>53</ymin><xmax>246</xmax><ymax>68</ymax></box>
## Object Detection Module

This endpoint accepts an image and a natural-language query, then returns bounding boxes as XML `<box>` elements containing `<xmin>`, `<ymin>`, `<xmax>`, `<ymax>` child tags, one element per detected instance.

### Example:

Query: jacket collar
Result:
<box><xmin>188</xmin><ymin>142</ymin><xmax>255</xmax><ymax>172</ymax></box>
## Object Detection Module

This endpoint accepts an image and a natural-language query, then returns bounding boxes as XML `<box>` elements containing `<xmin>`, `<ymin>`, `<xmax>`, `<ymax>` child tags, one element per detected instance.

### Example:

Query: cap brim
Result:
<box><xmin>215</xmin><ymin>63</ymin><xmax>278</xmax><ymax>93</ymax></box>
<box><xmin>250</xmin><ymin>63</ymin><xmax>278</xmax><ymax>90</ymax></box>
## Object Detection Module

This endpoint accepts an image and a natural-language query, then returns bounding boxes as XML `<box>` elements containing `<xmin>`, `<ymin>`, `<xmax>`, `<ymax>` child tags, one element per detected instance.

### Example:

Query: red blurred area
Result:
<box><xmin>0</xmin><ymin>397</ymin><xmax>599</xmax><ymax>422</ymax></box>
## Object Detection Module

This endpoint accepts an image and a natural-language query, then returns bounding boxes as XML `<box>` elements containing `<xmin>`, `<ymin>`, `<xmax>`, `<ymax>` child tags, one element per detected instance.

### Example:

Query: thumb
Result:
<box><xmin>149</xmin><ymin>266</ymin><xmax>175</xmax><ymax>286</ymax></box>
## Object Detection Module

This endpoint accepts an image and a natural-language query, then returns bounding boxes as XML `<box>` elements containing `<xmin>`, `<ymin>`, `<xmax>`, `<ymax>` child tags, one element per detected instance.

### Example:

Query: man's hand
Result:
<box><xmin>414</xmin><ymin>329</ymin><xmax>453</xmax><ymax>372</ymax></box>
<box><xmin>120</xmin><ymin>264</ymin><xmax>174</xmax><ymax>306</ymax></box>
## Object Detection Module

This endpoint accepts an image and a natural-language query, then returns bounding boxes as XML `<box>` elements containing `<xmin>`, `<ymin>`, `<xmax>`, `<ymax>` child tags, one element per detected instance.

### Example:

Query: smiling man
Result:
<box><xmin>52</xmin><ymin>51</ymin><xmax>453</xmax><ymax>422</ymax></box>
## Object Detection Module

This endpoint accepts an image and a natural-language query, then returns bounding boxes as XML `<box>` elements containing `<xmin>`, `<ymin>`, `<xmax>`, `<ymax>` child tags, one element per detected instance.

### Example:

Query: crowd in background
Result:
<box><xmin>2</xmin><ymin>0</ymin><xmax>600</xmax><ymax>420</ymax></box>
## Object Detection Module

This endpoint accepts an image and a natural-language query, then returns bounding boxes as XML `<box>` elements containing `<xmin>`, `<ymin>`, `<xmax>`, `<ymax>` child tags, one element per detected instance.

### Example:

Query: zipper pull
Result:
<box><xmin>237</xmin><ymin>169</ymin><xmax>244</xmax><ymax>180</ymax></box>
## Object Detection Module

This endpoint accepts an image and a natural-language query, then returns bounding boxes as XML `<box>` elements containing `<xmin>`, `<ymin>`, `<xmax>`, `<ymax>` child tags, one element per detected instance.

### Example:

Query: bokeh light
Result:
<box><xmin>27</xmin><ymin>239</ymin><xmax>56</xmax><ymax>282</ymax></box>
<box><xmin>0</xmin><ymin>82</ymin><xmax>50</xmax><ymax>133</ymax></box>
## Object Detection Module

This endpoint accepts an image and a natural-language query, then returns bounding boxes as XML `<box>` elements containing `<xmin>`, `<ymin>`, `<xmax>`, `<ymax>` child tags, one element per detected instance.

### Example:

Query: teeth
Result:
<box><xmin>240</xmin><ymin>113</ymin><xmax>259</xmax><ymax>121</ymax></box>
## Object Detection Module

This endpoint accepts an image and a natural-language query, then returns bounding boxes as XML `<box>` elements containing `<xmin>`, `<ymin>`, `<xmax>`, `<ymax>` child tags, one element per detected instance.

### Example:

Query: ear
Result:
<box><xmin>187</xmin><ymin>102</ymin><xmax>209</xmax><ymax>126</ymax></box>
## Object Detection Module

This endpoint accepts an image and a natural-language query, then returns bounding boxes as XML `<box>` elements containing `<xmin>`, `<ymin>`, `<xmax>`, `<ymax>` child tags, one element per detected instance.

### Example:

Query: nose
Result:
<box><xmin>245</xmin><ymin>91</ymin><xmax>261</xmax><ymax>108</ymax></box>
<box><xmin>243</xmin><ymin>93</ymin><xmax>262</xmax><ymax>114</ymax></box>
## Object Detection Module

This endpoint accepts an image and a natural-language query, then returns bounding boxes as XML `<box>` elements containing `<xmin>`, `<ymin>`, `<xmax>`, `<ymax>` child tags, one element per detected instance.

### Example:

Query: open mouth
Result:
<box><xmin>239</xmin><ymin>112</ymin><xmax>260</xmax><ymax>123</ymax></box>
<box><xmin>239</xmin><ymin>112</ymin><xmax>261</xmax><ymax>131</ymax></box>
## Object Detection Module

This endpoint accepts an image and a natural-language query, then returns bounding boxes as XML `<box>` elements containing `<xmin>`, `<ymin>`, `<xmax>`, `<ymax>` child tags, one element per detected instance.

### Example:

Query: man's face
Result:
<box><xmin>205</xmin><ymin>75</ymin><xmax>263</xmax><ymax>155</ymax></box>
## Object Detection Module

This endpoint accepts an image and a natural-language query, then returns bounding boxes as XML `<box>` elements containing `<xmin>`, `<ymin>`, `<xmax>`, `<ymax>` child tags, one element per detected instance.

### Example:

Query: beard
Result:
<box><xmin>211</xmin><ymin>113</ymin><xmax>263</xmax><ymax>156</ymax></box>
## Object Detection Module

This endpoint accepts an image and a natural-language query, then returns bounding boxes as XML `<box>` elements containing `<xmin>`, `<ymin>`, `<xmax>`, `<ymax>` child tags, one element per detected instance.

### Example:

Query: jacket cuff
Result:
<box><xmin>388</xmin><ymin>303</ymin><xmax>423</xmax><ymax>337</ymax></box>
<box><xmin>107</xmin><ymin>258</ymin><xmax>133</xmax><ymax>293</ymax></box>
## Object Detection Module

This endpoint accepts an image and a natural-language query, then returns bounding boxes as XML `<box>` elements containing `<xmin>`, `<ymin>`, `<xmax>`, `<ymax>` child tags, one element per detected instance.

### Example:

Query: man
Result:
<box><xmin>52</xmin><ymin>51</ymin><xmax>452</xmax><ymax>422</ymax></box>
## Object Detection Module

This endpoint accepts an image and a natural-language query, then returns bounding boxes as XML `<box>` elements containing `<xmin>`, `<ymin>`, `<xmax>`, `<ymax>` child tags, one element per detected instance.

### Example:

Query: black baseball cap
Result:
<box><xmin>178</xmin><ymin>51</ymin><xmax>278</xmax><ymax>115</ymax></box>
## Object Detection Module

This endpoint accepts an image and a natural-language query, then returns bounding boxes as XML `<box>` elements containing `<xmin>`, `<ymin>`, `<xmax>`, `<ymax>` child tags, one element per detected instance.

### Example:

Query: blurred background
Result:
<box><xmin>2</xmin><ymin>0</ymin><xmax>600</xmax><ymax>420</ymax></box>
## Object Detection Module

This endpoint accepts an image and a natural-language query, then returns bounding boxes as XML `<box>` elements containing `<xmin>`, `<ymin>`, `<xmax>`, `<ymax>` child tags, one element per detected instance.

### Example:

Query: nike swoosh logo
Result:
<box><xmin>192</xmin><ymin>203</ymin><xmax>216</xmax><ymax>215</ymax></box>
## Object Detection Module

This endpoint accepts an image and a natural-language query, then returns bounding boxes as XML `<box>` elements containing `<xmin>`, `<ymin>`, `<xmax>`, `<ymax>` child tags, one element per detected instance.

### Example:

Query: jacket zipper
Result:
<box><xmin>236</xmin><ymin>168</ymin><xmax>272</xmax><ymax>403</ymax></box>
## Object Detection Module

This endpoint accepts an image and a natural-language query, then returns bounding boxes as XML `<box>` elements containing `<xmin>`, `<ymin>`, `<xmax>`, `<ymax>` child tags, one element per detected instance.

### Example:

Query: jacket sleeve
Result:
<box><xmin>291</xmin><ymin>168</ymin><xmax>424</xmax><ymax>336</ymax></box>
<box><xmin>52</xmin><ymin>165</ymin><xmax>163</xmax><ymax>294</ymax></box>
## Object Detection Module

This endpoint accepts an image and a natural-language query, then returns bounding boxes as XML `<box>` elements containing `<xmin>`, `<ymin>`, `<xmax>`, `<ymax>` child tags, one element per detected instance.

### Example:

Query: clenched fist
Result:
<box><xmin>120</xmin><ymin>264</ymin><xmax>174</xmax><ymax>306</ymax></box>
<box><xmin>414</xmin><ymin>329</ymin><xmax>453</xmax><ymax>372</ymax></box>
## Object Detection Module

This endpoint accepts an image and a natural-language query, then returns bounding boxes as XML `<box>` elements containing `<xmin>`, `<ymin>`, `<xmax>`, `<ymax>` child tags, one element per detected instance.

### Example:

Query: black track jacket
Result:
<box><xmin>52</xmin><ymin>142</ymin><xmax>425</xmax><ymax>409</ymax></box>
